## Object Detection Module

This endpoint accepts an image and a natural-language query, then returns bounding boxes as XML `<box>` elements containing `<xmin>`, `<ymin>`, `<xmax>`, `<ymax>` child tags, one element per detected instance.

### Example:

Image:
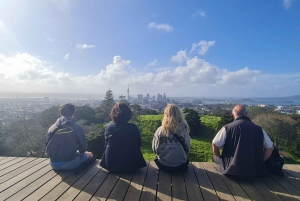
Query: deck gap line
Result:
<box><xmin>0</xmin><ymin>158</ymin><xmax>37</xmax><ymax>177</ymax></box>
<box><xmin>121</xmin><ymin>171</ymin><xmax>135</xmax><ymax>201</ymax></box>
<box><xmin>201</xmin><ymin>162</ymin><xmax>218</xmax><ymax>194</ymax></box>
<box><xmin>0</xmin><ymin>157</ymin><xmax>28</xmax><ymax>171</ymax></box>
<box><xmin>191</xmin><ymin>162</ymin><xmax>205</xmax><ymax>201</ymax></box>
<box><xmin>89</xmin><ymin>167</ymin><xmax>110</xmax><ymax>199</ymax></box>
<box><xmin>182</xmin><ymin>168</ymin><xmax>189</xmax><ymax>201</ymax></box>
<box><xmin>138</xmin><ymin>161</ymin><xmax>150</xmax><ymax>201</ymax></box>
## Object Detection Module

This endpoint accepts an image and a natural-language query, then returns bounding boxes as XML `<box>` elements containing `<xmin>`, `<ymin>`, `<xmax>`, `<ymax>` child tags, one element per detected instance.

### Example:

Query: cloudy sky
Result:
<box><xmin>0</xmin><ymin>0</ymin><xmax>299</xmax><ymax>98</ymax></box>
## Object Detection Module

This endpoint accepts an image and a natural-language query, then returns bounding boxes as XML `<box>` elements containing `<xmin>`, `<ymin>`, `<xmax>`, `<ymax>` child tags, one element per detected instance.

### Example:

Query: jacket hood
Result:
<box><xmin>55</xmin><ymin>116</ymin><xmax>75</xmax><ymax>127</ymax></box>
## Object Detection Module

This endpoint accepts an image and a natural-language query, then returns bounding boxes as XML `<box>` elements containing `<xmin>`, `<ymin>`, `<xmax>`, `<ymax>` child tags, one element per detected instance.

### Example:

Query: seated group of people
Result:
<box><xmin>46</xmin><ymin>103</ymin><xmax>275</xmax><ymax>176</ymax></box>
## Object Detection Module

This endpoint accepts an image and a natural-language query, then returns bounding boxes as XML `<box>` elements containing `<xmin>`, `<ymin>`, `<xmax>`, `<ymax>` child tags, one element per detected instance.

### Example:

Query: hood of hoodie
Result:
<box><xmin>55</xmin><ymin>116</ymin><xmax>75</xmax><ymax>127</ymax></box>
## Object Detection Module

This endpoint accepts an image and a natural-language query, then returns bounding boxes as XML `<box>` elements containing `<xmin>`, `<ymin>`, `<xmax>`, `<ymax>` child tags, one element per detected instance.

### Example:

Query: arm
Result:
<box><xmin>212</xmin><ymin>143</ymin><xmax>221</xmax><ymax>158</ymax></box>
<box><xmin>263</xmin><ymin>146</ymin><xmax>274</xmax><ymax>162</ymax></box>
<box><xmin>77</xmin><ymin>126</ymin><xmax>88</xmax><ymax>153</ymax></box>
<box><xmin>152</xmin><ymin>127</ymin><xmax>161</xmax><ymax>154</ymax></box>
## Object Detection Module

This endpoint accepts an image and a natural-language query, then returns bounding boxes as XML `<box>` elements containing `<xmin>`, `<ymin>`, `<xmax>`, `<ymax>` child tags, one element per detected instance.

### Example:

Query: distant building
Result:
<box><xmin>138</xmin><ymin>94</ymin><xmax>143</xmax><ymax>101</ymax></box>
<box><xmin>44</xmin><ymin>97</ymin><xmax>49</xmax><ymax>102</ymax></box>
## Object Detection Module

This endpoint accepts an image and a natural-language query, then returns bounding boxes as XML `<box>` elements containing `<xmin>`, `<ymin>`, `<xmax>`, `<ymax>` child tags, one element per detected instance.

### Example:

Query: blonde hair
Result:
<box><xmin>161</xmin><ymin>104</ymin><xmax>190</xmax><ymax>137</ymax></box>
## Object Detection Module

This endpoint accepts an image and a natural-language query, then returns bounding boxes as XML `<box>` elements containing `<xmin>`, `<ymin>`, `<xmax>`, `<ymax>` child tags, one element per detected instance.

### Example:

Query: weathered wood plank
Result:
<box><xmin>284</xmin><ymin>164</ymin><xmax>300</xmax><ymax>173</ymax></box>
<box><xmin>40</xmin><ymin>164</ymin><xmax>94</xmax><ymax>201</ymax></box>
<box><xmin>22</xmin><ymin>170</ymin><xmax>73</xmax><ymax>201</ymax></box>
<box><xmin>123</xmin><ymin>166</ymin><xmax>148</xmax><ymax>201</ymax></box>
<box><xmin>235</xmin><ymin>176</ymin><xmax>267</xmax><ymax>201</ymax></box>
<box><xmin>184</xmin><ymin>163</ymin><xmax>203</xmax><ymax>201</ymax></box>
<box><xmin>172</xmin><ymin>171</ymin><xmax>188</xmax><ymax>201</ymax></box>
<box><xmin>6</xmin><ymin>168</ymin><xmax>59</xmax><ymax>201</ymax></box>
<box><xmin>57</xmin><ymin>161</ymin><xmax>100</xmax><ymax>201</ymax></box>
<box><xmin>0</xmin><ymin>165</ymin><xmax>52</xmax><ymax>200</ymax></box>
<box><xmin>192</xmin><ymin>162</ymin><xmax>219</xmax><ymax>201</ymax></box>
<box><xmin>211</xmin><ymin>163</ymin><xmax>250</xmax><ymax>201</ymax></box>
<box><xmin>0</xmin><ymin>157</ymin><xmax>27</xmax><ymax>171</ymax></box>
<box><xmin>156</xmin><ymin>169</ymin><xmax>171</xmax><ymax>201</ymax></box>
<box><xmin>247</xmin><ymin>177</ymin><xmax>281</xmax><ymax>201</ymax></box>
<box><xmin>268</xmin><ymin>173</ymin><xmax>300</xmax><ymax>200</ymax></box>
<box><xmin>0</xmin><ymin>159</ymin><xmax>49</xmax><ymax>192</ymax></box>
<box><xmin>74</xmin><ymin>167</ymin><xmax>109</xmax><ymax>201</ymax></box>
<box><xmin>90</xmin><ymin>172</ymin><xmax>120</xmax><ymax>201</ymax></box>
<box><xmin>202</xmin><ymin>162</ymin><xmax>235</xmax><ymax>201</ymax></box>
<box><xmin>139</xmin><ymin>161</ymin><xmax>158</xmax><ymax>201</ymax></box>
<box><xmin>260</xmin><ymin>176</ymin><xmax>298</xmax><ymax>201</ymax></box>
<box><xmin>0</xmin><ymin>157</ymin><xmax>17</xmax><ymax>165</ymax></box>
<box><xmin>0</xmin><ymin>157</ymin><xmax>36</xmax><ymax>177</ymax></box>
<box><xmin>107</xmin><ymin>172</ymin><xmax>134</xmax><ymax>201</ymax></box>
<box><xmin>282</xmin><ymin>170</ymin><xmax>300</xmax><ymax>190</ymax></box>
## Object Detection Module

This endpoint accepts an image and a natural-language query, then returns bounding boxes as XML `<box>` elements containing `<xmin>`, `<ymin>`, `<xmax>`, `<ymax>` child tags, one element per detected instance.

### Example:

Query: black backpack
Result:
<box><xmin>264</xmin><ymin>148</ymin><xmax>284</xmax><ymax>176</ymax></box>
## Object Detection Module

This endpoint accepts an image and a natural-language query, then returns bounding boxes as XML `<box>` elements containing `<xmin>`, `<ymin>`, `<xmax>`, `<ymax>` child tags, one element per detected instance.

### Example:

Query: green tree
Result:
<box><xmin>95</xmin><ymin>89</ymin><xmax>115</xmax><ymax>123</ymax></box>
<box><xmin>38</xmin><ymin>106</ymin><xmax>60</xmax><ymax>129</ymax></box>
<box><xmin>75</xmin><ymin>105</ymin><xmax>97</xmax><ymax>125</ymax></box>
<box><xmin>182</xmin><ymin>108</ymin><xmax>201</xmax><ymax>136</ymax></box>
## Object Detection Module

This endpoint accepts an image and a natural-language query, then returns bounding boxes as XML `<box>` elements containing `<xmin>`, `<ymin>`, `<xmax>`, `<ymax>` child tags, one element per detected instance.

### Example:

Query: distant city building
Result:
<box><xmin>138</xmin><ymin>94</ymin><xmax>143</xmax><ymax>101</ymax></box>
<box><xmin>127</xmin><ymin>84</ymin><xmax>130</xmax><ymax>101</ymax></box>
<box><xmin>44</xmin><ymin>97</ymin><xmax>49</xmax><ymax>102</ymax></box>
<box><xmin>147</xmin><ymin>93</ymin><xmax>150</xmax><ymax>99</ymax></box>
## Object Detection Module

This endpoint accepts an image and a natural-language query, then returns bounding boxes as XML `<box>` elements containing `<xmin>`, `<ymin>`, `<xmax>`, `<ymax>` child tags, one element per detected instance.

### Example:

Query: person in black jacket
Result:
<box><xmin>100</xmin><ymin>102</ymin><xmax>146</xmax><ymax>173</ymax></box>
<box><xmin>212</xmin><ymin>104</ymin><xmax>274</xmax><ymax>176</ymax></box>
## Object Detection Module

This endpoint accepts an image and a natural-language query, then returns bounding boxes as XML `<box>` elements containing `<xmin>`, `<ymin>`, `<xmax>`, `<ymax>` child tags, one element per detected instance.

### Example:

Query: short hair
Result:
<box><xmin>110</xmin><ymin>102</ymin><xmax>133</xmax><ymax>124</ymax></box>
<box><xmin>232</xmin><ymin>104</ymin><xmax>247</xmax><ymax>117</ymax></box>
<box><xmin>59</xmin><ymin>103</ymin><xmax>75</xmax><ymax>117</ymax></box>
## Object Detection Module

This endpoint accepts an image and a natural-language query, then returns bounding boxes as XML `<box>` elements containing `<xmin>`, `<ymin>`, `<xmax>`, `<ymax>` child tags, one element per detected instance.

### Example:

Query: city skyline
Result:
<box><xmin>0</xmin><ymin>0</ymin><xmax>300</xmax><ymax>97</ymax></box>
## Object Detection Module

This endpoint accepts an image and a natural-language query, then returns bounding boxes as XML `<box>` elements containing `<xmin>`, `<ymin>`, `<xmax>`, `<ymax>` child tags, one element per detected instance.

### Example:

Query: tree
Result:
<box><xmin>75</xmin><ymin>105</ymin><xmax>97</xmax><ymax>125</ymax></box>
<box><xmin>38</xmin><ymin>106</ymin><xmax>60</xmax><ymax>129</ymax></box>
<box><xmin>95</xmin><ymin>89</ymin><xmax>115</xmax><ymax>123</ymax></box>
<box><xmin>182</xmin><ymin>108</ymin><xmax>201</xmax><ymax>136</ymax></box>
<box><xmin>252</xmin><ymin>113</ymin><xmax>297</xmax><ymax>150</ymax></box>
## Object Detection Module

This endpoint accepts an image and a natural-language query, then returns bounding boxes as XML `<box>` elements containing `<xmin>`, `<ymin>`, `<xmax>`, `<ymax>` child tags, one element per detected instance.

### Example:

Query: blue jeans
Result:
<box><xmin>50</xmin><ymin>153</ymin><xmax>90</xmax><ymax>170</ymax></box>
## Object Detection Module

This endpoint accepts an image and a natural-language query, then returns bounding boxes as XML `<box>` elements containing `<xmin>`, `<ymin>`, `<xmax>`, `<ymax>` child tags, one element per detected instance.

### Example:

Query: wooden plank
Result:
<box><xmin>211</xmin><ymin>163</ymin><xmax>250</xmax><ymax>201</ymax></box>
<box><xmin>268</xmin><ymin>173</ymin><xmax>300</xmax><ymax>200</ymax></box>
<box><xmin>57</xmin><ymin>161</ymin><xmax>100</xmax><ymax>201</ymax></box>
<box><xmin>284</xmin><ymin>164</ymin><xmax>300</xmax><ymax>173</ymax></box>
<box><xmin>23</xmin><ymin>170</ymin><xmax>73</xmax><ymax>201</ymax></box>
<box><xmin>139</xmin><ymin>161</ymin><xmax>158</xmax><ymax>201</ymax></box>
<box><xmin>0</xmin><ymin>157</ymin><xmax>7</xmax><ymax>161</ymax></box>
<box><xmin>0</xmin><ymin>157</ymin><xmax>17</xmax><ymax>165</ymax></box>
<box><xmin>0</xmin><ymin>157</ymin><xmax>27</xmax><ymax>171</ymax></box>
<box><xmin>74</xmin><ymin>167</ymin><xmax>109</xmax><ymax>201</ymax></box>
<box><xmin>260</xmin><ymin>176</ymin><xmax>298</xmax><ymax>201</ymax></box>
<box><xmin>156</xmin><ymin>169</ymin><xmax>171</xmax><ymax>201</ymax></box>
<box><xmin>0</xmin><ymin>159</ymin><xmax>49</xmax><ymax>192</ymax></box>
<box><xmin>6</xmin><ymin>168</ymin><xmax>59</xmax><ymax>201</ymax></box>
<box><xmin>123</xmin><ymin>165</ymin><xmax>148</xmax><ymax>201</ymax></box>
<box><xmin>172</xmin><ymin>171</ymin><xmax>188</xmax><ymax>201</ymax></box>
<box><xmin>247</xmin><ymin>177</ymin><xmax>282</xmax><ymax>201</ymax></box>
<box><xmin>0</xmin><ymin>165</ymin><xmax>52</xmax><ymax>200</ymax></box>
<box><xmin>202</xmin><ymin>162</ymin><xmax>235</xmax><ymax>201</ymax></box>
<box><xmin>40</xmin><ymin>164</ymin><xmax>94</xmax><ymax>201</ymax></box>
<box><xmin>192</xmin><ymin>162</ymin><xmax>219</xmax><ymax>201</ymax></box>
<box><xmin>107</xmin><ymin>172</ymin><xmax>134</xmax><ymax>201</ymax></box>
<box><xmin>282</xmin><ymin>169</ymin><xmax>300</xmax><ymax>190</ymax></box>
<box><xmin>0</xmin><ymin>157</ymin><xmax>36</xmax><ymax>177</ymax></box>
<box><xmin>235</xmin><ymin>176</ymin><xmax>267</xmax><ymax>201</ymax></box>
<box><xmin>184</xmin><ymin>163</ymin><xmax>203</xmax><ymax>201</ymax></box>
<box><xmin>90</xmin><ymin>171</ymin><xmax>120</xmax><ymax>201</ymax></box>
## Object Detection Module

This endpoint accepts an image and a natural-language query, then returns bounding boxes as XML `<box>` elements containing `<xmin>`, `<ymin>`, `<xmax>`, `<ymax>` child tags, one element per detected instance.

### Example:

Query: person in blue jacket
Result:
<box><xmin>100</xmin><ymin>102</ymin><xmax>146</xmax><ymax>173</ymax></box>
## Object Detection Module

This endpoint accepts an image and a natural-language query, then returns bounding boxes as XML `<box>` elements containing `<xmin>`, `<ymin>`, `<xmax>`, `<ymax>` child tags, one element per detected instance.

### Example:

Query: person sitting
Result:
<box><xmin>46</xmin><ymin>103</ymin><xmax>94</xmax><ymax>170</ymax></box>
<box><xmin>212</xmin><ymin>104</ymin><xmax>274</xmax><ymax>176</ymax></box>
<box><xmin>100</xmin><ymin>102</ymin><xmax>147</xmax><ymax>173</ymax></box>
<box><xmin>152</xmin><ymin>104</ymin><xmax>191</xmax><ymax>172</ymax></box>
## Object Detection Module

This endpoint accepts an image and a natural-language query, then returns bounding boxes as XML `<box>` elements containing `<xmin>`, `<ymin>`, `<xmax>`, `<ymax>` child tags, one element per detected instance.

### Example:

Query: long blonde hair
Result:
<box><xmin>161</xmin><ymin>104</ymin><xmax>190</xmax><ymax>137</ymax></box>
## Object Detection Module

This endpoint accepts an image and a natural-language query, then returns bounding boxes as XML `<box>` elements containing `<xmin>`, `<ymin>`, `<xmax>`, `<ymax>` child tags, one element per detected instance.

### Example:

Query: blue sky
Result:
<box><xmin>0</xmin><ymin>0</ymin><xmax>299</xmax><ymax>98</ymax></box>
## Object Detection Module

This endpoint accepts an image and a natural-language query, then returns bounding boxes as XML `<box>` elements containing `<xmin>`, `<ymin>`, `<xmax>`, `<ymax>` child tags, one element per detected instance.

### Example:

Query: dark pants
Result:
<box><xmin>154</xmin><ymin>158</ymin><xmax>189</xmax><ymax>172</ymax></box>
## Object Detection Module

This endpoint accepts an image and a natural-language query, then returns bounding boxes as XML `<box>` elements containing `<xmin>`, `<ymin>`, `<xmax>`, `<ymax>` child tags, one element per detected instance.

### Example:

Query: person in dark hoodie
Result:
<box><xmin>46</xmin><ymin>103</ymin><xmax>93</xmax><ymax>170</ymax></box>
<box><xmin>100</xmin><ymin>102</ymin><xmax>146</xmax><ymax>173</ymax></box>
<box><xmin>212</xmin><ymin>104</ymin><xmax>274</xmax><ymax>176</ymax></box>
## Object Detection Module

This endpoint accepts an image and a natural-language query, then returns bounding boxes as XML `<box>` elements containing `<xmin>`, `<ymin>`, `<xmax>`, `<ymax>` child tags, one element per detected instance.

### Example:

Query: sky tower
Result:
<box><xmin>127</xmin><ymin>84</ymin><xmax>130</xmax><ymax>101</ymax></box>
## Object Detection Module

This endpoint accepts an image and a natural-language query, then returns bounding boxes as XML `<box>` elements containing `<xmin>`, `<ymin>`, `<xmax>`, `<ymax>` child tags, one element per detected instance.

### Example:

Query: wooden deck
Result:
<box><xmin>0</xmin><ymin>157</ymin><xmax>300</xmax><ymax>201</ymax></box>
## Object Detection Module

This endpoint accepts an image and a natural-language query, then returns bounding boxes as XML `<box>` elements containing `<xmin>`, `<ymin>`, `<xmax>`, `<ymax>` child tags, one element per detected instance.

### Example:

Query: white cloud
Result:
<box><xmin>283</xmin><ymin>0</ymin><xmax>294</xmax><ymax>9</ymax></box>
<box><xmin>148</xmin><ymin>22</ymin><xmax>174</xmax><ymax>32</ymax></box>
<box><xmin>193</xmin><ymin>9</ymin><xmax>206</xmax><ymax>17</ymax></box>
<box><xmin>64</xmin><ymin>54</ymin><xmax>69</xmax><ymax>60</ymax></box>
<box><xmin>47</xmin><ymin>37</ymin><xmax>55</xmax><ymax>42</ymax></box>
<box><xmin>76</xmin><ymin>43</ymin><xmax>96</xmax><ymax>50</ymax></box>
<box><xmin>171</xmin><ymin>50</ymin><xmax>188</xmax><ymax>63</ymax></box>
<box><xmin>0</xmin><ymin>53</ymin><xmax>299</xmax><ymax>97</ymax></box>
<box><xmin>190</xmin><ymin>40</ymin><xmax>215</xmax><ymax>55</ymax></box>
<box><xmin>146</xmin><ymin>59</ymin><xmax>157</xmax><ymax>67</ymax></box>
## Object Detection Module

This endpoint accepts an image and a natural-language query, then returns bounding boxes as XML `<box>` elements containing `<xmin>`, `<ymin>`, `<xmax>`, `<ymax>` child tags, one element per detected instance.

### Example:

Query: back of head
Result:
<box><xmin>110</xmin><ymin>102</ymin><xmax>133</xmax><ymax>124</ymax></box>
<box><xmin>162</xmin><ymin>104</ymin><xmax>190</xmax><ymax>137</ymax></box>
<box><xmin>232</xmin><ymin>104</ymin><xmax>247</xmax><ymax>118</ymax></box>
<box><xmin>59</xmin><ymin>103</ymin><xmax>75</xmax><ymax>117</ymax></box>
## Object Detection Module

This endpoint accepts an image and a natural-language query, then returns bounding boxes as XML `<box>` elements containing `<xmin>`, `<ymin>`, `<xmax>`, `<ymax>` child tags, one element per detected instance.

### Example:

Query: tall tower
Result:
<box><xmin>127</xmin><ymin>84</ymin><xmax>130</xmax><ymax>101</ymax></box>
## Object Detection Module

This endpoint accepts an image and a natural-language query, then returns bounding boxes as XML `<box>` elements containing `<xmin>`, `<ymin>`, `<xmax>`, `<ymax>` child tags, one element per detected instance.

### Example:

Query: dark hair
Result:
<box><xmin>110</xmin><ymin>102</ymin><xmax>133</xmax><ymax>124</ymax></box>
<box><xmin>59</xmin><ymin>103</ymin><xmax>75</xmax><ymax>117</ymax></box>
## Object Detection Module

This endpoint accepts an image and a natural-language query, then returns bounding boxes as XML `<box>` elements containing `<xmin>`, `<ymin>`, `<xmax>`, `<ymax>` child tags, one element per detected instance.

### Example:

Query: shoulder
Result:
<box><xmin>72</xmin><ymin>122</ymin><xmax>84</xmax><ymax>133</ymax></box>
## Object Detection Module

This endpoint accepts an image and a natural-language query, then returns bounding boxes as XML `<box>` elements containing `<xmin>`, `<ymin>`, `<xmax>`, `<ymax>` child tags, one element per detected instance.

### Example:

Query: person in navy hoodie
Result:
<box><xmin>100</xmin><ymin>102</ymin><xmax>146</xmax><ymax>173</ymax></box>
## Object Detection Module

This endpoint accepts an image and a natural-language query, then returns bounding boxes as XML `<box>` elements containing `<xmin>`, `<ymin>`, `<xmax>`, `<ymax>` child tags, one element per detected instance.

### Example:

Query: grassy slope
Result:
<box><xmin>138</xmin><ymin>115</ymin><xmax>221</xmax><ymax>162</ymax></box>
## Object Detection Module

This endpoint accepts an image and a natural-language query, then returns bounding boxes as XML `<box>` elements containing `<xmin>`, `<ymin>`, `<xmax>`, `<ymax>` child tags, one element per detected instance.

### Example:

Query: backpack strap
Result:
<box><xmin>171</xmin><ymin>132</ymin><xmax>188</xmax><ymax>154</ymax></box>
<box><xmin>45</xmin><ymin>126</ymin><xmax>62</xmax><ymax>146</ymax></box>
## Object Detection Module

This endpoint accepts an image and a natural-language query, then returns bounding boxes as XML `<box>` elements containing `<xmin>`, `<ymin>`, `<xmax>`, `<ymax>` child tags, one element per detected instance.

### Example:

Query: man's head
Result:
<box><xmin>59</xmin><ymin>103</ymin><xmax>75</xmax><ymax>118</ymax></box>
<box><xmin>232</xmin><ymin>104</ymin><xmax>247</xmax><ymax>119</ymax></box>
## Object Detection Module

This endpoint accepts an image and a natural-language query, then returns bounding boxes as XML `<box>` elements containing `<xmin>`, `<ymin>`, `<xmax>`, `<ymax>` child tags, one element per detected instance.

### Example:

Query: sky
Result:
<box><xmin>0</xmin><ymin>0</ymin><xmax>300</xmax><ymax>98</ymax></box>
